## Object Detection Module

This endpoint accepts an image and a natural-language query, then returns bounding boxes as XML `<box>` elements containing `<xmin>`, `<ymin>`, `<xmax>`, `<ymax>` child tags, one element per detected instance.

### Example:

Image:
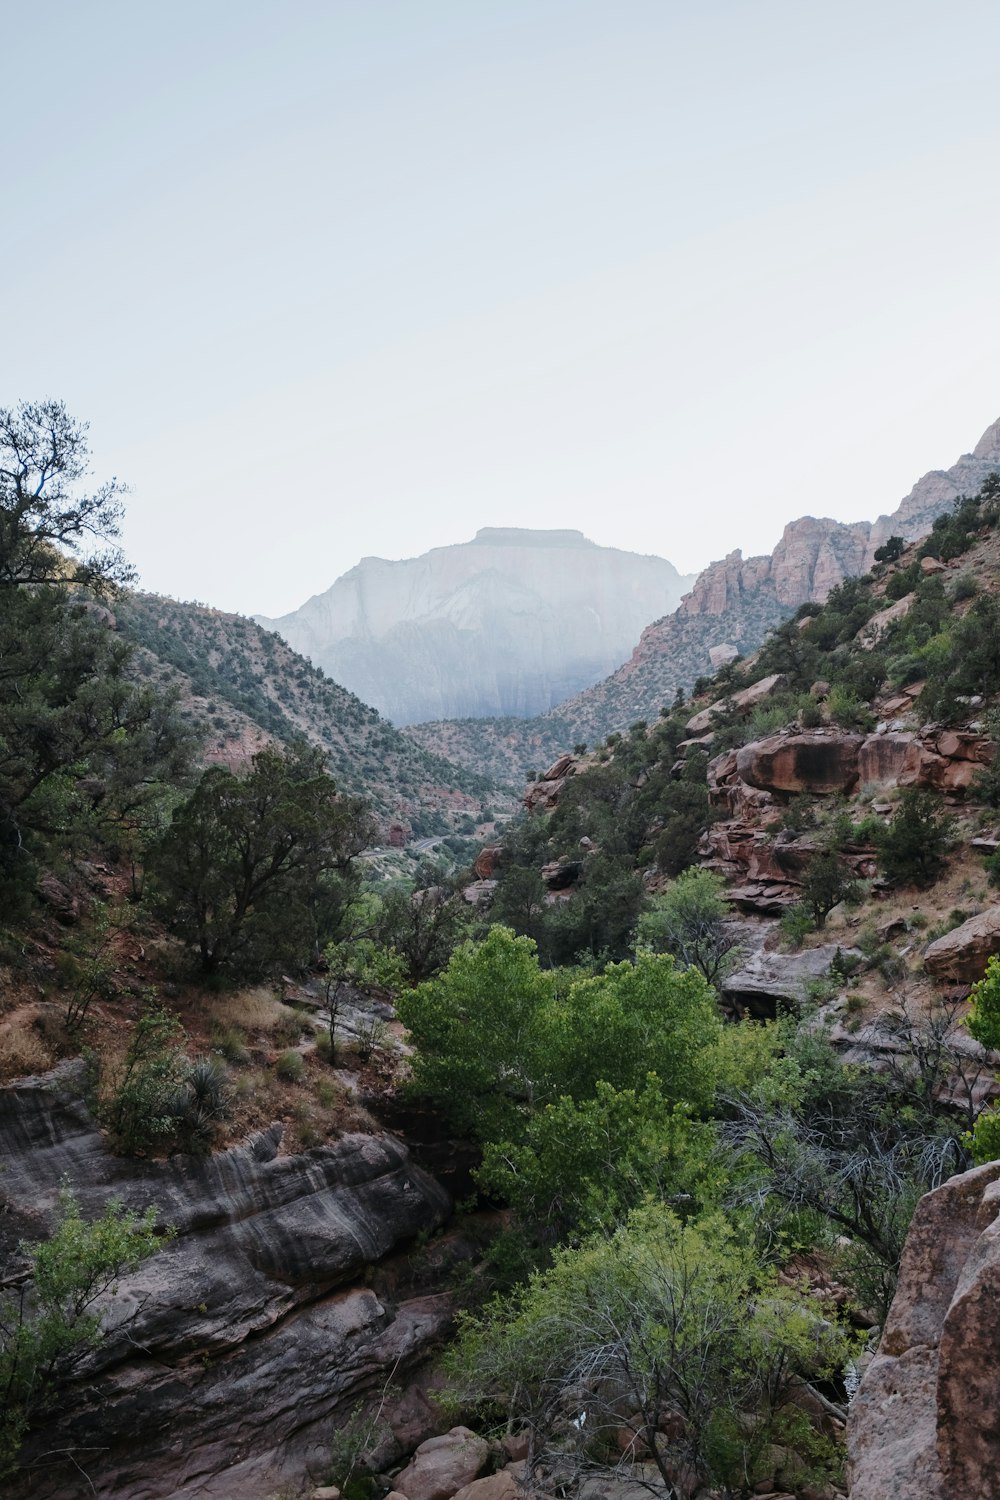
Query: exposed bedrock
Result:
<box><xmin>848</xmin><ymin>1161</ymin><xmax>1000</xmax><ymax>1499</ymax></box>
<box><xmin>711</xmin><ymin>726</ymin><xmax>993</xmax><ymax>809</ymax></box>
<box><xmin>1</xmin><ymin>1063</ymin><xmax>453</xmax><ymax>1499</ymax></box>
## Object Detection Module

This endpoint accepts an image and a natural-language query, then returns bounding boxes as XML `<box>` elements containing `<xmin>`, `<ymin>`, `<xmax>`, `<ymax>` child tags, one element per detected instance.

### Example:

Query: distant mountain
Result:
<box><xmin>116</xmin><ymin>594</ymin><xmax>499</xmax><ymax>827</ymax></box>
<box><xmin>405</xmin><ymin>416</ymin><xmax>1000</xmax><ymax>779</ymax></box>
<box><xmin>256</xmin><ymin>528</ymin><xmax>695</xmax><ymax>725</ymax></box>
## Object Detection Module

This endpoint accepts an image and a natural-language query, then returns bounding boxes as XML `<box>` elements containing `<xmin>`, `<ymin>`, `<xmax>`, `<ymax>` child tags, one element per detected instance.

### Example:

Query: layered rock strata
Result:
<box><xmin>2</xmin><ymin>1063</ymin><xmax>452</xmax><ymax>1500</ymax></box>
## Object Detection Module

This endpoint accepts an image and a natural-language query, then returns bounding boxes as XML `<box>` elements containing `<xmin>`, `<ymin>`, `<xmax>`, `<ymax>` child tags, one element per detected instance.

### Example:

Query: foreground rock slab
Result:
<box><xmin>848</xmin><ymin>1159</ymin><xmax>1000</xmax><ymax>1499</ymax></box>
<box><xmin>1</xmin><ymin>1063</ymin><xmax>452</xmax><ymax>1499</ymax></box>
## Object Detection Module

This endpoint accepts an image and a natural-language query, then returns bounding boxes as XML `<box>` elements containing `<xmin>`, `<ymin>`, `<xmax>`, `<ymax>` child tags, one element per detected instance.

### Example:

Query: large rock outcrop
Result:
<box><xmin>1</xmin><ymin>1063</ymin><xmax>453</xmax><ymax>1499</ymax></box>
<box><xmin>258</xmin><ymin>529</ymin><xmax>695</xmax><ymax>725</ymax></box>
<box><xmin>709</xmin><ymin>726</ymin><xmax>992</xmax><ymax>808</ymax></box>
<box><xmin>847</xmin><ymin>1160</ymin><xmax>1000</xmax><ymax>1499</ymax></box>
<box><xmin>923</xmin><ymin>906</ymin><xmax>1000</xmax><ymax>982</ymax></box>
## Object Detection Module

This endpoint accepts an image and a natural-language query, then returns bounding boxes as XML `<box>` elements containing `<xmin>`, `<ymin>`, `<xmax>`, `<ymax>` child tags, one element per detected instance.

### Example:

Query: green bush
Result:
<box><xmin>276</xmin><ymin>1049</ymin><xmax>305</xmax><ymax>1082</ymax></box>
<box><xmin>877</xmin><ymin>789</ymin><xmax>954</xmax><ymax>888</ymax></box>
<box><xmin>0</xmin><ymin>1189</ymin><xmax>169</xmax><ymax>1477</ymax></box>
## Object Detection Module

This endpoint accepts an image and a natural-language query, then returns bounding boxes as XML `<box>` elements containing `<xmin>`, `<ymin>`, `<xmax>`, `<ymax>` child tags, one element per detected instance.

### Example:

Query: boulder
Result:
<box><xmin>857</xmin><ymin>732</ymin><xmax>917</xmax><ymax>786</ymax></box>
<box><xmin>856</xmin><ymin>593</ymin><xmax>913</xmax><ymax>649</ymax></box>
<box><xmin>924</xmin><ymin>906</ymin><xmax>1000</xmax><ymax>982</ymax></box>
<box><xmin>450</xmin><ymin>1473</ymin><xmax>524</xmax><ymax>1500</ymax></box>
<box><xmin>847</xmin><ymin>1161</ymin><xmax>1000</xmax><ymax>1499</ymax></box>
<box><xmin>473</xmin><ymin>846</ymin><xmax>502</xmax><ymax>879</ymax></box>
<box><xmin>685</xmin><ymin>673</ymin><xmax>787</xmax><ymax>735</ymax></box>
<box><xmin>920</xmin><ymin>554</ymin><xmax>946</xmax><ymax>574</ymax></box>
<box><xmin>736</xmin><ymin>732</ymin><xmax>863</xmax><ymax>796</ymax></box>
<box><xmin>462</xmin><ymin>880</ymin><xmax>497</xmax><ymax>907</ymax></box>
<box><xmin>395</xmin><ymin>1427</ymin><xmax>489</xmax><ymax>1500</ymax></box>
<box><xmin>542</xmin><ymin>754</ymin><xmax>576</xmax><ymax>781</ymax></box>
<box><xmin>708</xmin><ymin>642</ymin><xmax>740</xmax><ymax>669</ymax></box>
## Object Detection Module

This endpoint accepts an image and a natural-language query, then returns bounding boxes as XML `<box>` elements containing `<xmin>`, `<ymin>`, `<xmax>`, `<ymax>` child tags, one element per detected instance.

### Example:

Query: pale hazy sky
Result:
<box><xmin>5</xmin><ymin>1</ymin><xmax>1000</xmax><ymax>617</ymax></box>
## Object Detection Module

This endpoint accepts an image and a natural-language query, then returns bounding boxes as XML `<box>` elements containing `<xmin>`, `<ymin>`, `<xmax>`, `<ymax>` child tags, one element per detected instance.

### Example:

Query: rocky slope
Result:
<box><xmin>407</xmin><ymin>417</ymin><xmax>1000</xmax><ymax>780</ymax></box>
<box><xmin>256</xmin><ymin>528</ymin><xmax>695</xmax><ymax>726</ymax></box>
<box><xmin>117</xmin><ymin>593</ymin><xmax>499</xmax><ymax>825</ymax></box>
<box><xmin>2</xmin><ymin>1062</ymin><xmax>454</xmax><ymax>1499</ymax></box>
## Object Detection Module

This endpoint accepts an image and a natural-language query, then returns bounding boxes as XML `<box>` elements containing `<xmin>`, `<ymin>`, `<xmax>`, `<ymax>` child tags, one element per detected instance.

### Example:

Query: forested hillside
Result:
<box><xmin>118</xmin><ymin>592</ymin><xmax>498</xmax><ymax>824</ymax></box>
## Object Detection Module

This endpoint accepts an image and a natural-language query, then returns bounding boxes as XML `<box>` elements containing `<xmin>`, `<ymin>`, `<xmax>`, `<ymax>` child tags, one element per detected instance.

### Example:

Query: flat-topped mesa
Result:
<box><xmin>470</xmin><ymin>527</ymin><xmax>597</xmax><ymax>548</ymax></box>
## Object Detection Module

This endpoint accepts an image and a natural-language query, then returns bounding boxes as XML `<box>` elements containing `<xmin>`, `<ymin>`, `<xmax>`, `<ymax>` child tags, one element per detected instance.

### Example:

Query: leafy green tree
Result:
<box><xmin>0</xmin><ymin>1188</ymin><xmax>168</xmax><ymax>1476</ymax></box>
<box><xmin>149</xmin><ymin>745</ymin><xmax>375</xmax><ymax>974</ymax></box>
<box><xmin>966</xmin><ymin>954</ymin><xmax>1000</xmax><ymax>1051</ymax></box>
<box><xmin>395</xmin><ymin>926</ymin><xmax>555</xmax><ymax>1141</ymax></box>
<box><xmin>448</xmin><ymin>1204</ymin><xmax>848</xmax><ymax>1496</ymax></box>
<box><xmin>544</xmin><ymin>953</ymin><xmax>723</xmax><ymax>1113</ymax></box>
<box><xmin>374</xmin><ymin>872</ymin><xmax>472</xmax><ymax>982</ymax></box>
<box><xmin>874</xmin><ymin>535</ymin><xmax>905</xmax><ymax>564</ymax></box>
<box><xmin>638</xmin><ymin>868</ymin><xmax>739</xmax><ymax>985</ymax></box>
<box><xmin>477</xmin><ymin>1080</ymin><xmax>720</xmax><ymax>1240</ymax></box>
<box><xmin>0</xmin><ymin>585</ymin><xmax>191</xmax><ymax>898</ymax></box>
<box><xmin>798</xmin><ymin>848</ymin><xmax>856</xmax><ymax>929</ymax></box>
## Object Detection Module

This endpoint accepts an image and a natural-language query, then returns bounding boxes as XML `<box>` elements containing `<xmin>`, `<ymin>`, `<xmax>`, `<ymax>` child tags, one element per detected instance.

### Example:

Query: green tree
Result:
<box><xmin>0</xmin><ymin>398</ymin><xmax>132</xmax><ymax>590</ymax></box>
<box><xmin>0</xmin><ymin>1188</ymin><xmax>168</xmax><ymax>1476</ymax></box>
<box><xmin>395</xmin><ymin>926</ymin><xmax>555</xmax><ymax>1141</ymax></box>
<box><xmin>876</xmin><ymin>789</ymin><xmax>954</xmax><ymax>888</ymax></box>
<box><xmin>798</xmin><ymin>848</ymin><xmax>856</xmax><ymax>929</ymax></box>
<box><xmin>477</xmin><ymin>1080</ymin><xmax>720</xmax><ymax>1240</ymax></box>
<box><xmin>638</xmin><ymin>867</ymin><xmax>739</xmax><ymax>985</ymax></box>
<box><xmin>966</xmin><ymin>954</ymin><xmax>1000</xmax><ymax>1051</ymax></box>
<box><xmin>873</xmin><ymin>535</ymin><xmax>905</xmax><ymax>564</ymax></box>
<box><xmin>544</xmin><ymin>953</ymin><xmax>723</xmax><ymax>1113</ymax></box>
<box><xmin>149</xmin><ymin>745</ymin><xmax>375</xmax><ymax>974</ymax></box>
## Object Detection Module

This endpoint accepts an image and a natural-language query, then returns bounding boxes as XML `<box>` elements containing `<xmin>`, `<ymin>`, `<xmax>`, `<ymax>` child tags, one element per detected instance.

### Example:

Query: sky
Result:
<box><xmin>5</xmin><ymin>0</ymin><xmax>1000</xmax><ymax>618</ymax></box>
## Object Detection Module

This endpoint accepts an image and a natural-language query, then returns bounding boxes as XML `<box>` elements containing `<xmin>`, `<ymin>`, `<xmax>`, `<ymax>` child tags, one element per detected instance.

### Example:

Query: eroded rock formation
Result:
<box><xmin>2</xmin><ymin>1063</ymin><xmax>453</xmax><ymax>1500</ymax></box>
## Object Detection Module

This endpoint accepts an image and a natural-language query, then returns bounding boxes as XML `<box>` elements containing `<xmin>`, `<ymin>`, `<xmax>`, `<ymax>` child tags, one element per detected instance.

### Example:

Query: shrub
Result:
<box><xmin>276</xmin><ymin>1049</ymin><xmax>305</xmax><ymax>1082</ymax></box>
<box><xmin>0</xmin><ymin>1189</ymin><xmax>168</xmax><ymax>1477</ymax></box>
<box><xmin>780</xmin><ymin>904</ymin><xmax>816</xmax><ymax>949</ymax></box>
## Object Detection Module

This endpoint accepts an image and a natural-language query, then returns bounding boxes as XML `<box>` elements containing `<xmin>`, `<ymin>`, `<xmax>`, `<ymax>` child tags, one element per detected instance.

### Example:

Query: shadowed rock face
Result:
<box><xmin>848</xmin><ymin>1161</ymin><xmax>1000</xmax><ymax>1500</ymax></box>
<box><xmin>736</xmin><ymin>732</ymin><xmax>864</xmax><ymax>796</ymax></box>
<box><xmin>257</xmin><ymin>528</ymin><xmax>695</xmax><ymax>725</ymax></box>
<box><xmin>1</xmin><ymin>1064</ymin><xmax>452</xmax><ymax>1499</ymax></box>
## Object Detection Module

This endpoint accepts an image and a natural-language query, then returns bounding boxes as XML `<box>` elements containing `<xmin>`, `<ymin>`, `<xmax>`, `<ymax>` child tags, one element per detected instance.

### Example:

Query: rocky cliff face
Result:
<box><xmin>257</xmin><ymin>529</ymin><xmax>695</xmax><ymax>726</ymax></box>
<box><xmin>539</xmin><ymin>416</ymin><xmax>1000</xmax><ymax>743</ymax></box>
<box><xmin>848</xmin><ymin>1159</ymin><xmax>1000</xmax><ymax>1500</ymax></box>
<box><xmin>2</xmin><ymin>1063</ymin><xmax>453</xmax><ymax>1499</ymax></box>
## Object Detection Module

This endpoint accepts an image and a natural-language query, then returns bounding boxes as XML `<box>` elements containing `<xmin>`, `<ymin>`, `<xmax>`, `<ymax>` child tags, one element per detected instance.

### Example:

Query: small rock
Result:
<box><xmin>311</xmin><ymin>1487</ymin><xmax>342</xmax><ymax>1500</ymax></box>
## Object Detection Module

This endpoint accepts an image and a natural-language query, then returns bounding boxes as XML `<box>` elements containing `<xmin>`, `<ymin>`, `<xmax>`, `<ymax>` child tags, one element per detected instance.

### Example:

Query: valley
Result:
<box><xmin>4</xmin><ymin>400</ymin><xmax>1000</xmax><ymax>1500</ymax></box>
